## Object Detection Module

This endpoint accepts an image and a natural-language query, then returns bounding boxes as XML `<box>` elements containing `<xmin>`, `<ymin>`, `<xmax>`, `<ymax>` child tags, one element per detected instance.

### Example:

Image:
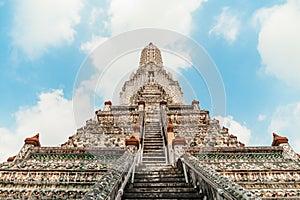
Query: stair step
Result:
<box><xmin>122</xmin><ymin>192</ymin><xmax>199</xmax><ymax>199</ymax></box>
<box><xmin>144</xmin><ymin>145</ymin><xmax>164</xmax><ymax>151</ymax></box>
<box><xmin>142</xmin><ymin>161</ymin><xmax>166</xmax><ymax>165</ymax></box>
<box><xmin>134</xmin><ymin>173</ymin><xmax>184</xmax><ymax>179</ymax></box>
<box><xmin>143</xmin><ymin>142</ymin><xmax>163</xmax><ymax>144</ymax></box>
<box><xmin>144</xmin><ymin>136</ymin><xmax>162</xmax><ymax>138</ymax></box>
<box><xmin>142</xmin><ymin>153</ymin><xmax>165</xmax><ymax>157</ymax></box>
<box><xmin>143</xmin><ymin>153</ymin><xmax>165</xmax><ymax>156</ymax></box>
<box><xmin>134</xmin><ymin>177</ymin><xmax>186</xmax><ymax>183</ymax></box>
<box><xmin>143</xmin><ymin>147</ymin><xmax>163</xmax><ymax>150</ymax></box>
<box><xmin>143</xmin><ymin>144</ymin><xmax>163</xmax><ymax>148</ymax></box>
<box><xmin>134</xmin><ymin>171</ymin><xmax>181</xmax><ymax>177</ymax></box>
<box><xmin>143</xmin><ymin>139</ymin><xmax>163</xmax><ymax>142</ymax></box>
<box><xmin>136</xmin><ymin>164</ymin><xmax>176</xmax><ymax>174</ymax></box>
<box><xmin>144</xmin><ymin>132</ymin><xmax>161</xmax><ymax>134</ymax></box>
<box><xmin>143</xmin><ymin>148</ymin><xmax>164</xmax><ymax>151</ymax></box>
<box><xmin>125</xmin><ymin>187</ymin><xmax>196</xmax><ymax>193</ymax></box>
<box><xmin>143</xmin><ymin>150</ymin><xmax>164</xmax><ymax>154</ymax></box>
<box><xmin>135</xmin><ymin>168</ymin><xmax>180</xmax><ymax>174</ymax></box>
<box><xmin>132</xmin><ymin>182</ymin><xmax>189</xmax><ymax>188</ymax></box>
<box><xmin>142</xmin><ymin>157</ymin><xmax>165</xmax><ymax>161</ymax></box>
<box><xmin>144</xmin><ymin>138</ymin><xmax>163</xmax><ymax>141</ymax></box>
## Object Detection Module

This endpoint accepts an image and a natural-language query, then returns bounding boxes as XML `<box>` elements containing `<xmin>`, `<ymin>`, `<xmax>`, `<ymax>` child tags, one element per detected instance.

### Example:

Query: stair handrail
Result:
<box><xmin>178</xmin><ymin>153</ymin><xmax>258</xmax><ymax>200</ymax></box>
<box><xmin>159</xmin><ymin>106</ymin><xmax>169</xmax><ymax>164</ymax></box>
<box><xmin>85</xmin><ymin>151</ymin><xmax>135</xmax><ymax>200</ymax></box>
<box><xmin>139</xmin><ymin>110</ymin><xmax>145</xmax><ymax>163</ymax></box>
<box><xmin>114</xmin><ymin>149</ymin><xmax>140</xmax><ymax>200</ymax></box>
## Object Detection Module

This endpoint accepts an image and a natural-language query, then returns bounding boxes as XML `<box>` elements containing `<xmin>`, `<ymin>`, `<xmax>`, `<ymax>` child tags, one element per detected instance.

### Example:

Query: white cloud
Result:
<box><xmin>80</xmin><ymin>35</ymin><xmax>108</xmax><ymax>53</ymax></box>
<box><xmin>108</xmin><ymin>0</ymin><xmax>206</xmax><ymax>35</ymax></box>
<box><xmin>255</xmin><ymin>0</ymin><xmax>300</xmax><ymax>87</ymax></box>
<box><xmin>258</xmin><ymin>114</ymin><xmax>266</xmax><ymax>121</ymax></box>
<box><xmin>11</xmin><ymin>0</ymin><xmax>83</xmax><ymax>59</ymax></box>
<box><xmin>88</xmin><ymin>7</ymin><xmax>105</xmax><ymax>26</ymax></box>
<box><xmin>268</xmin><ymin>102</ymin><xmax>300</xmax><ymax>153</ymax></box>
<box><xmin>80</xmin><ymin>0</ymin><xmax>206</xmax><ymax>52</ymax></box>
<box><xmin>163</xmin><ymin>51</ymin><xmax>192</xmax><ymax>71</ymax></box>
<box><xmin>0</xmin><ymin>128</ymin><xmax>21</xmax><ymax>163</ymax></box>
<box><xmin>215</xmin><ymin>115</ymin><xmax>251</xmax><ymax>145</ymax></box>
<box><xmin>209</xmin><ymin>7</ymin><xmax>240</xmax><ymax>43</ymax></box>
<box><xmin>73</xmin><ymin>75</ymin><xmax>99</xmax><ymax>126</ymax></box>
<box><xmin>0</xmin><ymin>89</ymin><xmax>76</xmax><ymax>162</ymax></box>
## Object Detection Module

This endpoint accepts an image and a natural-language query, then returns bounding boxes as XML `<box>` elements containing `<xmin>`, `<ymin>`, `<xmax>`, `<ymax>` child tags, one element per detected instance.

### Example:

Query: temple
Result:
<box><xmin>1</xmin><ymin>43</ymin><xmax>300</xmax><ymax>199</ymax></box>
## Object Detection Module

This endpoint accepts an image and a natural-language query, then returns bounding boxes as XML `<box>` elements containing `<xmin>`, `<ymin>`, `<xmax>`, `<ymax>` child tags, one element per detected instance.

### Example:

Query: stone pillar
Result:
<box><xmin>104</xmin><ymin>100</ymin><xmax>112</xmax><ymax>111</ymax></box>
<box><xmin>167</xmin><ymin>119</ymin><xmax>175</xmax><ymax>163</ymax></box>
<box><xmin>192</xmin><ymin>100</ymin><xmax>200</xmax><ymax>110</ymax></box>
<box><xmin>172</xmin><ymin>136</ymin><xmax>186</xmax><ymax>163</ymax></box>
<box><xmin>138</xmin><ymin>101</ymin><xmax>145</xmax><ymax>140</ymax></box>
<box><xmin>160</xmin><ymin>100</ymin><xmax>167</xmax><ymax>109</ymax></box>
<box><xmin>138</xmin><ymin>100</ymin><xmax>145</xmax><ymax>110</ymax></box>
<box><xmin>125</xmin><ymin>136</ymin><xmax>139</xmax><ymax>153</ymax></box>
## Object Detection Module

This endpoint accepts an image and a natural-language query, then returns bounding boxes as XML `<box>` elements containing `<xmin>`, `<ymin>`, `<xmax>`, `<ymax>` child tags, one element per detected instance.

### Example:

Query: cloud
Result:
<box><xmin>0</xmin><ymin>89</ymin><xmax>76</xmax><ymax>162</ymax></box>
<box><xmin>88</xmin><ymin>7</ymin><xmax>106</xmax><ymax>26</ymax></box>
<box><xmin>73</xmin><ymin>75</ymin><xmax>99</xmax><ymax>127</ymax></box>
<box><xmin>255</xmin><ymin>0</ymin><xmax>300</xmax><ymax>87</ymax></box>
<box><xmin>108</xmin><ymin>0</ymin><xmax>206</xmax><ymax>36</ymax></box>
<box><xmin>258</xmin><ymin>114</ymin><xmax>266</xmax><ymax>121</ymax></box>
<box><xmin>209</xmin><ymin>7</ymin><xmax>240</xmax><ymax>43</ymax></box>
<box><xmin>11</xmin><ymin>0</ymin><xmax>83</xmax><ymax>59</ymax></box>
<box><xmin>215</xmin><ymin>115</ymin><xmax>251</xmax><ymax>145</ymax></box>
<box><xmin>268</xmin><ymin>102</ymin><xmax>300</xmax><ymax>153</ymax></box>
<box><xmin>80</xmin><ymin>35</ymin><xmax>108</xmax><ymax>53</ymax></box>
<box><xmin>80</xmin><ymin>0</ymin><xmax>206</xmax><ymax>54</ymax></box>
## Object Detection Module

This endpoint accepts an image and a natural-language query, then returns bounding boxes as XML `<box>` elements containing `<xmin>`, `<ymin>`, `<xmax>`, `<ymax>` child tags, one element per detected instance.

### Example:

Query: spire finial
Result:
<box><xmin>139</xmin><ymin>43</ymin><xmax>163</xmax><ymax>66</ymax></box>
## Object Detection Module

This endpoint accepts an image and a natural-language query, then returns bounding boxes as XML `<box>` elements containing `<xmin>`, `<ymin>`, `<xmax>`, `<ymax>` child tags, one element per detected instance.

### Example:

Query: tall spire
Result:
<box><xmin>139</xmin><ymin>42</ymin><xmax>163</xmax><ymax>66</ymax></box>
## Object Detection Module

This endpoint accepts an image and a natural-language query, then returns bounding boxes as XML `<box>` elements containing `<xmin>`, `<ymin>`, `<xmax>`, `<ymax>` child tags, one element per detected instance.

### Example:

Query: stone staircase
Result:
<box><xmin>142</xmin><ymin>117</ymin><xmax>166</xmax><ymax>165</ymax></box>
<box><xmin>122</xmin><ymin>165</ymin><xmax>201</xmax><ymax>199</ymax></box>
<box><xmin>122</xmin><ymin>109</ymin><xmax>201</xmax><ymax>199</ymax></box>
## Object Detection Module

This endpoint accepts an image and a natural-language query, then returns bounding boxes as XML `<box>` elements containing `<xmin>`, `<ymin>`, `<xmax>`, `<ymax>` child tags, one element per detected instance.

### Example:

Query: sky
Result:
<box><xmin>0</xmin><ymin>0</ymin><xmax>300</xmax><ymax>161</ymax></box>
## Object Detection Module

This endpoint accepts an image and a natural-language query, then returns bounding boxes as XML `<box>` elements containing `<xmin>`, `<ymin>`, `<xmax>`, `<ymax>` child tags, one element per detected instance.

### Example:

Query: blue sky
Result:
<box><xmin>0</xmin><ymin>0</ymin><xmax>300</xmax><ymax>161</ymax></box>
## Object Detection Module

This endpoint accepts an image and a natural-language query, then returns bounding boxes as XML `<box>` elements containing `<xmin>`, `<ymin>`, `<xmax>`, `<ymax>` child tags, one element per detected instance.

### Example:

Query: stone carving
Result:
<box><xmin>120</xmin><ymin>43</ymin><xmax>184</xmax><ymax>105</ymax></box>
